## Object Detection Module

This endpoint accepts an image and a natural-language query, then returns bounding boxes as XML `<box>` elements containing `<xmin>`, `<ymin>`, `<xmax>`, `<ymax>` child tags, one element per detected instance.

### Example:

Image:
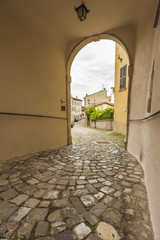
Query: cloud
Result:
<box><xmin>71</xmin><ymin>40</ymin><xmax>115</xmax><ymax>102</ymax></box>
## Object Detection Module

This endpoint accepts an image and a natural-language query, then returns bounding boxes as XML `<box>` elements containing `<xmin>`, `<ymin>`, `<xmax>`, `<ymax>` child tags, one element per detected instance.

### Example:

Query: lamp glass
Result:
<box><xmin>75</xmin><ymin>3</ymin><xmax>89</xmax><ymax>21</ymax></box>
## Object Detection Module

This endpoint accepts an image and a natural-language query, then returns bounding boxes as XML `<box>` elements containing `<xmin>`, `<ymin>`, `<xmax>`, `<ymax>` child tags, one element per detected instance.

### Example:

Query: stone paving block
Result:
<box><xmin>76</xmin><ymin>185</ymin><xmax>85</xmax><ymax>189</ymax></box>
<box><xmin>37</xmin><ymin>183</ymin><xmax>55</xmax><ymax>189</ymax></box>
<box><xmin>69</xmin><ymin>179</ymin><xmax>76</xmax><ymax>186</ymax></box>
<box><xmin>102</xmin><ymin>209</ymin><xmax>122</xmax><ymax>227</ymax></box>
<box><xmin>72</xmin><ymin>189</ymin><xmax>88</xmax><ymax>196</ymax></box>
<box><xmin>9</xmin><ymin>207</ymin><xmax>31</xmax><ymax>222</ymax></box>
<box><xmin>15</xmin><ymin>183</ymin><xmax>37</xmax><ymax>195</ymax></box>
<box><xmin>43</xmin><ymin>189</ymin><xmax>60</xmax><ymax>199</ymax></box>
<box><xmin>86</xmin><ymin>233</ymin><xmax>103</xmax><ymax>240</ymax></box>
<box><xmin>70</xmin><ymin>197</ymin><xmax>86</xmax><ymax>214</ymax></box>
<box><xmin>114</xmin><ymin>191</ymin><xmax>121</xmax><ymax>198</ymax></box>
<box><xmin>93</xmin><ymin>183</ymin><xmax>103</xmax><ymax>188</ymax></box>
<box><xmin>56</xmin><ymin>179</ymin><xmax>69</xmax><ymax>185</ymax></box>
<box><xmin>34</xmin><ymin>171</ymin><xmax>53</xmax><ymax>182</ymax></box>
<box><xmin>96</xmin><ymin>222</ymin><xmax>121</xmax><ymax>240</ymax></box>
<box><xmin>39</xmin><ymin>200</ymin><xmax>50</xmax><ymax>207</ymax></box>
<box><xmin>111</xmin><ymin>199</ymin><xmax>123</xmax><ymax>210</ymax></box>
<box><xmin>50</xmin><ymin>221</ymin><xmax>66</xmax><ymax>235</ymax></box>
<box><xmin>0</xmin><ymin>180</ymin><xmax>9</xmax><ymax>186</ymax></box>
<box><xmin>10</xmin><ymin>194</ymin><xmax>29</xmax><ymax>205</ymax></box>
<box><xmin>55</xmin><ymin>230</ymin><xmax>76</xmax><ymax>240</ymax></box>
<box><xmin>36</xmin><ymin>237</ymin><xmax>52</xmax><ymax>240</ymax></box>
<box><xmin>103</xmin><ymin>180</ymin><xmax>113</xmax><ymax>186</ymax></box>
<box><xmin>97</xmin><ymin>178</ymin><xmax>105</xmax><ymax>182</ymax></box>
<box><xmin>134</xmin><ymin>190</ymin><xmax>147</xmax><ymax>199</ymax></box>
<box><xmin>0</xmin><ymin>222</ymin><xmax>18</xmax><ymax>238</ymax></box>
<box><xmin>80</xmin><ymin>195</ymin><xmax>96</xmax><ymax>207</ymax></box>
<box><xmin>62</xmin><ymin>190</ymin><xmax>70</xmax><ymax>198</ymax></box>
<box><xmin>27</xmin><ymin>208</ymin><xmax>48</xmax><ymax>221</ymax></box>
<box><xmin>0</xmin><ymin>189</ymin><xmax>18</xmax><ymax>200</ymax></box>
<box><xmin>86</xmin><ymin>184</ymin><xmax>98</xmax><ymax>194</ymax></box>
<box><xmin>90</xmin><ymin>203</ymin><xmax>107</xmax><ymax>216</ymax></box>
<box><xmin>33</xmin><ymin>189</ymin><xmax>45</xmax><ymax>198</ymax></box>
<box><xmin>26</xmin><ymin>178</ymin><xmax>39</xmax><ymax>185</ymax></box>
<box><xmin>73</xmin><ymin>223</ymin><xmax>91</xmax><ymax>240</ymax></box>
<box><xmin>48</xmin><ymin>178</ymin><xmax>57</xmax><ymax>184</ymax></box>
<box><xmin>52</xmin><ymin>199</ymin><xmax>70</xmax><ymax>208</ymax></box>
<box><xmin>48</xmin><ymin>167</ymin><xmax>57</xmax><ymax>172</ymax></box>
<box><xmin>24</xmin><ymin>198</ymin><xmax>40</xmax><ymax>208</ymax></box>
<box><xmin>0</xmin><ymin>202</ymin><xmax>18</xmax><ymax>220</ymax></box>
<box><xmin>98</xmin><ymin>172</ymin><xmax>106</xmax><ymax>178</ymax></box>
<box><xmin>82</xmin><ymin>212</ymin><xmax>99</xmax><ymax>226</ymax></box>
<box><xmin>100</xmin><ymin>186</ymin><xmax>115</xmax><ymax>195</ymax></box>
<box><xmin>77</xmin><ymin>180</ymin><xmax>88</xmax><ymax>185</ymax></box>
<box><xmin>48</xmin><ymin>209</ymin><xmax>63</xmax><ymax>222</ymax></box>
<box><xmin>88</xmin><ymin>179</ymin><xmax>98</xmax><ymax>184</ymax></box>
<box><xmin>63</xmin><ymin>207</ymin><xmax>77</xmax><ymax>218</ymax></box>
<box><xmin>35</xmin><ymin>221</ymin><xmax>49</xmax><ymax>236</ymax></box>
<box><xmin>66</xmin><ymin>215</ymin><xmax>84</xmax><ymax>228</ymax></box>
<box><xmin>102</xmin><ymin>196</ymin><xmax>113</xmax><ymax>205</ymax></box>
<box><xmin>17</xmin><ymin>220</ymin><xmax>35</xmax><ymax>239</ymax></box>
<box><xmin>94</xmin><ymin>192</ymin><xmax>104</xmax><ymax>200</ymax></box>
<box><xmin>56</xmin><ymin>185</ymin><xmax>66</xmax><ymax>190</ymax></box>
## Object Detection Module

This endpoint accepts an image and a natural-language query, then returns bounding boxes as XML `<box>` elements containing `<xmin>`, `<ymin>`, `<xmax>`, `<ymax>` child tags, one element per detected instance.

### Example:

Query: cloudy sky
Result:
<box><xmin>71</xmin><ymin>40</ymin><xmax>115</xmax><ymax>103</ymax></box>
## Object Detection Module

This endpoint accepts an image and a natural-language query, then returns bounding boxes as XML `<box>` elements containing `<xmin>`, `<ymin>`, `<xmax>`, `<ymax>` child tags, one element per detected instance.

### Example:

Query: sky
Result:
<box><xmin>71</xmin><ymin>39</ymin><xmax>115</xmax><ymax>104</ymax></box>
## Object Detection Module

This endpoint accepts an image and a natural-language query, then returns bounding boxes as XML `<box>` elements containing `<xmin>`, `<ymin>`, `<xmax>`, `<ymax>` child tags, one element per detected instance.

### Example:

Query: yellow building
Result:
<box><xmin>94</xmin><ymin>102</ymin><xmax>114</xmax><ymax>111</ymax></box>
<box><xmin>114</xmin><ymin>44</ymin><xmax>129</xmax><ymax>135</ymax></box>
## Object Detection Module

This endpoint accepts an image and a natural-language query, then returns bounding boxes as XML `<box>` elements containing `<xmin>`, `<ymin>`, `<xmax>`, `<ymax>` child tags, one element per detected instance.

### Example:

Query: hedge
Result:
<box><xmin>85</xmin><ymin>107</ymin><xmax>114</xmax><ymax>121</ymax></box>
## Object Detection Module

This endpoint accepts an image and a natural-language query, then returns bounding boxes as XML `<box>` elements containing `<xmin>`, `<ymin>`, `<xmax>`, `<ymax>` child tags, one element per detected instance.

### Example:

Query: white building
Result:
<box><xmin>71</xmin><ymin>96</ymin><xmax>82</xmax><ymax>122</ymax></box>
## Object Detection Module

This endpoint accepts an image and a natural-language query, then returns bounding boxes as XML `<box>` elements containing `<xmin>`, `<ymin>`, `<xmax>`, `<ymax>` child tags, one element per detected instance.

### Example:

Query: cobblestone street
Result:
<box><xmin>0</xmin><ymin>121</ymin><xmax>154</xmax><ymax>240</ymax></box>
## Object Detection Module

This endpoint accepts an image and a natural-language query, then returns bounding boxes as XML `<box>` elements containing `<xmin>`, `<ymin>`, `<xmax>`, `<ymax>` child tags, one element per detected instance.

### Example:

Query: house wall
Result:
<box><xmin>114</xmin><ymin>44</ymin><xmax>129</xmax><ymax>136</ymax></box>
<box><xmin>95</xmin><ymin>104</ymin><xmax>114</xmax><ymax>111</ymax></box>
<box><xmin>84</xmin><ymin>89</ymin><xmax>111</xmax><ymax>108</ymax></box>
<box><xmin>0</xmin><ymin>12</ymin><xmax>67</xmax><ymax>160</ymax></box>
<box><xmin>128</xmin><ymin>12</ymin><xmax>160</xmax><ymax>240</ymax></box>
<box><xmin>71</xmin><ymin>97</ymin><xmax>82</xmax><ymax>121</ymax></box>
<box><xmin>90</xmin><ymin>119</ymin><xmax>113</xmax><ymax>130</ymax></box>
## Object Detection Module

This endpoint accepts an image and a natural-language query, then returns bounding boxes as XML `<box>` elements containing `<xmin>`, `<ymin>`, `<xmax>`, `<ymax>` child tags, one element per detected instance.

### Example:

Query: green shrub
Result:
<box><xmin>85</xmin><ymin>107</ymin><xmax>95</xmax><ymax>120</ymax></box>
<box><xmin>89</xmin><ymin>107</ymin><xmax>114</xmax><ymax>121</ymax></box>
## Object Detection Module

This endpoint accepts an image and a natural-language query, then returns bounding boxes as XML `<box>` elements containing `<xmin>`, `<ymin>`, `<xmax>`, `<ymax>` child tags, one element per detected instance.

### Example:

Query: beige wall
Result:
<box><xmin>128</xmin><ymin>11</ymin><xmax>160</xmax><ymax>240</ymax></box>
<box><xmin>84</xmin><ymin>89</ymin><xmax>111</xmax><ymax>108</ymax></box>
<box><xmin>0</xmin><ymin>11</ymin><xmax>67</xmax><ymax>160</ymax></box>
<box><xmin>95</xmin><ymin>103</ymin><xmax>113</xmax><ymax>111</ymax></box>
<box><xmin>114</xmin><ymin>44</ymin><xmax>129</xmax><ymax>135</ymax></box>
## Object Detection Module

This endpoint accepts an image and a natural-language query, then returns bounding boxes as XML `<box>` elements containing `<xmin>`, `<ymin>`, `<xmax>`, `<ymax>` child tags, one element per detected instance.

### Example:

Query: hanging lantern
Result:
<box><xmin>75</xmin><ymin>1</ymin><xmax>89</xmax><ymax>21</ymax></box>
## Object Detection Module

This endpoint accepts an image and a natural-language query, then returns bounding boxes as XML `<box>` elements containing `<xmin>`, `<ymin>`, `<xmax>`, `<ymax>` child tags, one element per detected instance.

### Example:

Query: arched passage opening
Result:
<box><xmin>66</xmin><ymin>33</ymin><xmax>133</xmax><ymax>148</ymax></box>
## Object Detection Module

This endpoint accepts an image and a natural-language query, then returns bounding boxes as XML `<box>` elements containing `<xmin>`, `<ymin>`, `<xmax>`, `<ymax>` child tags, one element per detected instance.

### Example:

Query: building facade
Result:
<box><xmin>114</xmin><ymin>43</ymin><xmax>129</xmax><ymax>135</ymax></box>
<box><xmin>94</xmin><ymin>102</ymin><xmax>114</xmax><ymax>111</ymax></box>
<box><xmin>71</xmin><ymin>96</ymin><xmax>82</xmax><ymax>122</ymax></box>
<box><xmin>84</xmin><ymin>89</ymin><xmax>111</xmax><ymax>109</ymax></box>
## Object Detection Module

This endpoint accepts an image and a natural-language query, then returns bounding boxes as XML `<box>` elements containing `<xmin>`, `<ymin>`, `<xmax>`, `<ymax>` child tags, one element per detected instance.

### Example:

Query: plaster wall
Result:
<box><xmin>114</xmin><ymin>44</ymin><xmax>129</xmax><ymax>135</ymax></box>
<box><xmin>0</xmin><ymin>12</ymin><xmax>67</xmax><ymax>160</ymax></box>
<box><xmin>84</xmin><ymin>89</ymin><xmax>111</xmax><ymax>108</ymax></box>
<box><xmin>128</xmin><ymin>12</ymin><xmax>160</xmax><ymax>239</ymax></box>
<box><xmin>90</xmin><ymin>120</ymin><xmax>113</xmax><ymax>130</ymax></box>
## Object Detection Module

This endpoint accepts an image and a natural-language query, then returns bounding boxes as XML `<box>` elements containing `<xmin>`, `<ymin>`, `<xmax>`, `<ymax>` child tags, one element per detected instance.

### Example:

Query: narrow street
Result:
<box><xmin>0</xmin><ymin>121</ymin><xmax>154</xmax><ymax>240</ymax></box>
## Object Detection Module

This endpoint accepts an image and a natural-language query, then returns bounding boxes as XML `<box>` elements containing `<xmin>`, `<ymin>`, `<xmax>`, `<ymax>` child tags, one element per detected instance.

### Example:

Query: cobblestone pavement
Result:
<box><xmin>0</xmin><ymin>120</ymin><xmax>154</xmax><ymax>240</ymax></box>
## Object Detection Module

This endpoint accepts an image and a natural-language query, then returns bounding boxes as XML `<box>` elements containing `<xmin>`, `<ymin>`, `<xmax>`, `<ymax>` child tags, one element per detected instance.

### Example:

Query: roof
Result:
<box><xmin>71</xmin><ymin>97</ymin><xmax>82</xmax><ymax>102</ymax></box>
<box><xmin>84</xmin><ymin>89</ymin><xmax>108</xmax><ymax>98</ymax></box>
<box><xmin>94</xmin><ymin>102</ymin><xmax>114</xmax><ymax>107</ymax></box>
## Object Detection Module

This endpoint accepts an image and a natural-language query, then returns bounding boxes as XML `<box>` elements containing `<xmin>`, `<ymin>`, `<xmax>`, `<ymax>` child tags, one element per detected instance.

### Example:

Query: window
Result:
<box><xmin>120</xmin><ymin>65</ymin><xmax>127</xmax><ymax>90</ymax></box>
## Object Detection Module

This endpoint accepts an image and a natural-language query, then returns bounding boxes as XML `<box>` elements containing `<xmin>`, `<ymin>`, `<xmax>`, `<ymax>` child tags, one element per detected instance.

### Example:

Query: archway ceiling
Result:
<box><xmin>0</xmin><ymin>0</ymin><xmax>158</xmax><ymax>45</ymax></box>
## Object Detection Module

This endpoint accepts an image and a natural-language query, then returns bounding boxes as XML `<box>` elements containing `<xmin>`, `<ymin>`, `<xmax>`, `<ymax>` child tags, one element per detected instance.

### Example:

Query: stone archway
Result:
<box><xmin>66</xmin><ymin>33</ymin><xmax>133</xmax><ymax>148</ymax></box>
